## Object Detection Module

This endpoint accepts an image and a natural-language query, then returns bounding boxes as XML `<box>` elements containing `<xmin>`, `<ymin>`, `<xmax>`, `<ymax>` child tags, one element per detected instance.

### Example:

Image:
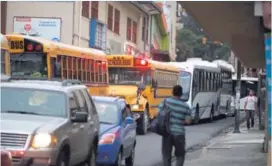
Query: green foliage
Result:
<box><xmin>176</xmin><ymin>13</ymin><xmax>231</xmax><ymax>62</ymax></box>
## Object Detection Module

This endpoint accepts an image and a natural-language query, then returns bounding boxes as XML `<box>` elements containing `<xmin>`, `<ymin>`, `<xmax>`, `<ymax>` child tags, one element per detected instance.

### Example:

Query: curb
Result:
<box><xmin>151</xmin><ymin>116</ymin><xmax>247</xmax><ymax>166</ymax></box>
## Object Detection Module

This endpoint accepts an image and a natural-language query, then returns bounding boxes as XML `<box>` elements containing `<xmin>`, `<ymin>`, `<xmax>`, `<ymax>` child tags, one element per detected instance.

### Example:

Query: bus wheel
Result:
<box><xmin>193</xmin><ymin>105</ymin><xmax>200</xmax><ymax>124</ymax></box>
<box><xmin>210</xmin><ymin>105</ymin><xmax>214</xmax><ymax>122</ymax></box>
<box><xmin>137</xmin><ymin>108</ymin><xmax>149</xmax><ymax>135</ymax></box>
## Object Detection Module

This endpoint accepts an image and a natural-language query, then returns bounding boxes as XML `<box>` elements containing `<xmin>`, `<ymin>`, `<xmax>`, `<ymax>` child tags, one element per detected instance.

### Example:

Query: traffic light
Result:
<box><xmin>202</xmin><ymin>37</ymin><xmax>207</xmax><ymax>44</ymax></box>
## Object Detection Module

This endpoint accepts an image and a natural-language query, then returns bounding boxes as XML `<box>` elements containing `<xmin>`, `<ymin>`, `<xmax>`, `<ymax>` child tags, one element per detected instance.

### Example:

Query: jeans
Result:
<box><xmin>246</xmin><ymin>110</ymin><xmax>255</xmax><ymax>129</ymax></box>
<box><xmin>162</xmin><ymin>134</ymin><xmax>186</xmax><ymax>166</ymax></box>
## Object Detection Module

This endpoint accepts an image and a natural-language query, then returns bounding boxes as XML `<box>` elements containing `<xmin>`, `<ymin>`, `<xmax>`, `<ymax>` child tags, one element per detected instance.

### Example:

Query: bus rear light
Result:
<box><xmin>35</xmin><ymin>44</ymin><xmax>42</xmax><ymax>51</ymax></box>
<box><xmin>26</xmin><ymin>44</ymin><xmax>33</xmax><ymax>51</ymax></box>
<box><xmin>140</xmin><ymin>60</ymin><xmax>146</xmax><ymax>65</ymax></box>
<box><xmin>134</xmin><ymin>58</ymin><xmax>148</xmax><ymax>66</ymax></box>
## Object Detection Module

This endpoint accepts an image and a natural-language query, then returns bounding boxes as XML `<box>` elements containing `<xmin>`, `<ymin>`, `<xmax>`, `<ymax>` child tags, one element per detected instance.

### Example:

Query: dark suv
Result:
<box><xmin>0</xmin><ymin>79</ymin><xmax>99</xmax><ymax>166</ymax></box>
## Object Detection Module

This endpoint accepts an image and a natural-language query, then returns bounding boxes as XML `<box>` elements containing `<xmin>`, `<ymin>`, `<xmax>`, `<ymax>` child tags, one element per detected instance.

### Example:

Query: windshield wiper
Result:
<box><xmin>100</xmin><ymin>121</ymin><xmax>113</xmax><ymax>124</ymax></box>
<box><xmin>10</xmin><ymin>53</ymin><xmax>24</xmax><ymax>65</ymax></box>
<box><xmin>1</xmin><ymin>110</ymin><xmax>43</xmax><ymax>115</ymax></box>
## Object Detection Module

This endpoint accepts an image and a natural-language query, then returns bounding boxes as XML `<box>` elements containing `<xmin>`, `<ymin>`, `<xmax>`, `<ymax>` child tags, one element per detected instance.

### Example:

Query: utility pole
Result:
<box><xmin>233</xmin><ymin>59</ymin><xmax>241</xmax><ymax>133</ymax></box>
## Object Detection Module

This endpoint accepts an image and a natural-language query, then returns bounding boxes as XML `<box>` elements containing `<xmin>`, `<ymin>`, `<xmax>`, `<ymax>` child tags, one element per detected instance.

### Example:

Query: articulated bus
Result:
<box><xmin>169</xmin><ymin>58</ymin><xmax>221</xmax><ymax>124</ymax></box>
<box><xmin>1</xmin><ymin>33</ymin><xmax>10</xmax><ymax>75</ymax></box>
<box><xmin>5</xmin><ymin>34</ymin><xmax>108</xmax><ymax>96</ymax></box>
<box><xmin>107</xmin><ymin>54</ymin><xmax>180</xmax><ymax>134</ymax></box>
<box><xmin>212</xmin><ymin>60</ymin><xmax>235</xmax><ymax>116</ymax></box>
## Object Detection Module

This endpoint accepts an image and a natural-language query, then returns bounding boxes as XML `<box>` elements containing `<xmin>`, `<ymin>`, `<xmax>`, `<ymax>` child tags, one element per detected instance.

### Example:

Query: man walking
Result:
<box><xmin>244</xmin><ymin>89</ymin><xmax>258</xmax><ymax>130</ymax></box>
<box><xmin>158</xmin><ymin>85</ymin><xmax>192</xmax><ymax>166</ymax></box>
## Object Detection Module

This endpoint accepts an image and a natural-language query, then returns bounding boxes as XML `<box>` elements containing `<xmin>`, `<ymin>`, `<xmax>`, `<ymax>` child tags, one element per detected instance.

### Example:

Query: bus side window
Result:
<box><xmin>51</xmin><ymin>57</ymin><xmax>61</xmax><ymax>78</ymax></box>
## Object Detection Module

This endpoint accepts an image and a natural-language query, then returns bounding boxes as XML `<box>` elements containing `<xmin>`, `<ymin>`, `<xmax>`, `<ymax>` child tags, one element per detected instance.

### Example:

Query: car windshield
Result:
<box><xmin>179</xmin><ymin>71</ymin><xmax>191</xmax><ymax>101</ymax></box>
<box><xmin>1</xmin><ymin>87</ymin><xmax>67</xmax><ymax>118</ymax></box>
<box><xmin>109</xmin><ymin>68</ymin><xmax>151</xmax><ymax>85</ymax></box>
<box><xmin>10</xmin><ymin>53</ymin><xmax>48</xmax><ymax>78</ymax></box>
<box><xmin>94</xmin><ymin>101</ymin><xmax>119</xmax><ymax>124</ymax></box>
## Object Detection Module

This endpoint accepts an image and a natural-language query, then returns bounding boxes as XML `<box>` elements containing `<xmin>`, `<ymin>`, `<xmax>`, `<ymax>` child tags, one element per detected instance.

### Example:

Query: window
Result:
<box><xmin>114</xmin><ymin>9</ymin><xmax>120</xmax><ymax>34</ymax></box>
<box><xmin>127</xmin><ymin>18</ymin><xmax>132</xmax><ymax>40</ymax></box>
<box><xmin>1</xmin><ymin>50</ymin><xmax>5</xmax><ymax>74</ymax></box>
<box><xmin>91</xmin><ymin>1</ymin><xmax>99</xmax><ymax>19</ymax></box>
<box><xmin>81</xmin><ymin>89</ymin><xmax>93</xmax><ymax>113</ymax></box>
<box><xmin>122</xmin><ymin>107</ymin><xmax>128</xmax><ymax>122</ymax></box>
<box><xmin>67</xmin><ymin>57</ymin><xmax>72</xmax><ymax>79</ymax></box>
<box><xmin>74</xmin><ymin>90</ymin><xmax>88</xmax><ymax>113</ymax></box>
<box><xmin>132</xmin><ymin>21</ymin><xmax>137</xmax><ymax>43</ymax></box>
<box><xmin>142</xmin><ymin>17</ymin><xmax>148</xmax><ymax>41</ymax></box>
<box><xmin>94</xmin><ymin>22</ymin><xmax>104</xmax><ymax>49</ymax></box>
<box><xmin>61</xmin><ymin>56</ymin><xmax>67</xmax><ymax>79</ymax></box>
<box><xmin>107</xmin><ymin>4</ymin><xmax>113</xmax><ymax>30</ymax></box>
<box><xmin>69</xmin><ymin>92</ymin><xmax>79</xmax><ymax>116</ymax></box>
<box><xmin>82</xmin><ymin>1</ymin><xmax>90</xmax><ymax>18</ymax></box>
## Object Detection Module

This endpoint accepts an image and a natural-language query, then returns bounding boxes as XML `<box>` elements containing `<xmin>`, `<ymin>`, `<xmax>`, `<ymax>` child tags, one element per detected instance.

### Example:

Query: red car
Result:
<box><xmin>1</xmin><ymin>148</ymin><xmax>12</xmax><ymax>166</ymax></box>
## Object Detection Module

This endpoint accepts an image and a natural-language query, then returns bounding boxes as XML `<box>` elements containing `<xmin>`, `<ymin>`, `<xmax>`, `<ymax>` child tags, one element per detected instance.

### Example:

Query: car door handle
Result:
<box><xmin>90</xmin><ymin>121</ymin><xmax>94</xmax><ymax>126</ymax></box>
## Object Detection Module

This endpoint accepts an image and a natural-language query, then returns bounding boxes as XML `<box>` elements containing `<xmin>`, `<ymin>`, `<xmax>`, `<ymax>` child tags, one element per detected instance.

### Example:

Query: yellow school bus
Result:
<box><xmin>5</xmin><ymin>34</ymin><xmax>108</xmax><ymax>96</ymax></box>
<box><xmin>1</xmin><ymin>33</ymin><xmax>10</xmax><ymax>75</ymax></box>
<box><xmin>107</xmin><ymin>54</ymin><xmax>180</xmax><ymax>134</ymax></box>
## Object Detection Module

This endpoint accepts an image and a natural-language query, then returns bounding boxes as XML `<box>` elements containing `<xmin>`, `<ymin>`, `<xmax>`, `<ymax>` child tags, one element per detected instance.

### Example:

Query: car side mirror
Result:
<box><xmin>138</xmin><ymin>83</ymin><xmax>146</xmax><ymax>91</ymax></box>
<box><xmin>71</xmin><ymin>112</ymin><xmax>88</xmax><ymax>123</ymax></box>
<box><xmin>152</xmin><ymin>79</ymin><xmax>158</xmax><ymax>88</ymax></box>
<box><xmin>125</xmin><ymin>117</ymin><xmax>134</xmax><ymax>125</ymax></box>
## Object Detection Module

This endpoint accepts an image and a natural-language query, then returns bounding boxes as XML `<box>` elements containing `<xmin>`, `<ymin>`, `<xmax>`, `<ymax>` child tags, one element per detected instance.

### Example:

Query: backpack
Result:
<box><xmin>151</xmin><ymin>99</ymin><xmax>171</xmax><ymax>137</ymax></box>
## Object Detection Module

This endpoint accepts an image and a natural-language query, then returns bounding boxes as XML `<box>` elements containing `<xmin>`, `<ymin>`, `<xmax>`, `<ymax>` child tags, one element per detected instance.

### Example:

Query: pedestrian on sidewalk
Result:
<box><xmin>158</xmin><ymin>85</ymin><xmax>192</xmax><ymax>166</ymax></box>
<box><xmin>244</xmin><ymin>89</ymin><xmax>258</xmax><ymax>130</ymax></box>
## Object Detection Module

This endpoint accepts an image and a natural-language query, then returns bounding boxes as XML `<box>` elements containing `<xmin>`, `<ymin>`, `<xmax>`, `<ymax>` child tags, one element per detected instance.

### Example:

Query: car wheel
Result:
<box><xmin>86</xmin><ymin>144</ymin><xmax>97</xmax><ymax>166</ymax></box>
<box><xmin>56</xmin><ymin>151</ymin><xmax>69</xmax><ymax>166</ymax></box>
<box><xmin>114</xmin><ymin>151</ymin><xmax>122</xmax><ymax>166</ymax></box>
<box><xmin>137</xmin><ymin>108</ymin><xmax>149</xmax><ymax>135</ymax></box>
<box><xmin>125</xmin><ymin>145</ymin><xmax>135</xmax><ymax>166</ymax></box>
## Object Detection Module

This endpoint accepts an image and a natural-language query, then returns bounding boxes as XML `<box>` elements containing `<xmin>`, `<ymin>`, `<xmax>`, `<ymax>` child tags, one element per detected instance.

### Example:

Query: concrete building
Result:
<box><xmin>162</xmin><ymin>1</ymin><xmax>177</xmax><ymax>61</ymax></box>
<box><xmin>3</xmin><ymin>1</ymin><xmax>163</xmax><ymax>58</ymax></box>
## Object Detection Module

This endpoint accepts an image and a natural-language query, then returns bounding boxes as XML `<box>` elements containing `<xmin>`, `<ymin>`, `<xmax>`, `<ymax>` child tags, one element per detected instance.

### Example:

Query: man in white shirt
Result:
<box><xmin>244</xmin><ymin>89</ymin><xmax>258</xmax><ymax>130</ymax></box>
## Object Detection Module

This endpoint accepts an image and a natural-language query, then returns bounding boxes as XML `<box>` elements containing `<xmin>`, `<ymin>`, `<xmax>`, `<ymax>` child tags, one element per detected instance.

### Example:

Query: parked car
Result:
<box><xmin>1</xmin><ymin>148</ymin><xmax>12</xmax><ymax>166</ymax></box>
<box><xmin>92</xmin><ymin>96</ymin><xmax>137</xmax><ymax>166</ymax></box>
<box><xmin>1</xmin><ymin>79</ymin><xmax>99</xmax><ymax>166</ymax></box>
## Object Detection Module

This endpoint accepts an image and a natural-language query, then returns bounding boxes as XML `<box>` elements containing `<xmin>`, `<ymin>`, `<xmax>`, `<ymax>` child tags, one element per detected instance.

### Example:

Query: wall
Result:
<box><xmin>164</xmin><ymin>1</ymin><xmax>177</xmax><ymax>61</ymax></box>
<box><xmin>6</xmin><ymin>2</ymin><xmax>74</xmax><ymax>44</ymax></box>
<box><xmin>97</xmin><ymin>1</ymin><xmax>145</xmax><ymax>54</ymax></box>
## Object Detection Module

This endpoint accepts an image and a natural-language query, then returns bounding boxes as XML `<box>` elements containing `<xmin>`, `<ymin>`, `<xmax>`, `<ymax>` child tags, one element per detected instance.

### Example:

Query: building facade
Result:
<box><xmin>4</xmin><ymin>1</ymin><xmax>165</xmax><ymax>58</ymax></box>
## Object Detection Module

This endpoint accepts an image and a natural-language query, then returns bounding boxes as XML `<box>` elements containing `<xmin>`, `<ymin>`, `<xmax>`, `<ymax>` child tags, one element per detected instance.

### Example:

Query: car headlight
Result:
<box><xmin>32</xmin><ymin>133</ymin><xmax>55</xmax><ymax>148</ymax></box>
<box><xmin>132</xmin><ymin>105</ymin><xmax>139</xmax><ymax>110</ymax></box>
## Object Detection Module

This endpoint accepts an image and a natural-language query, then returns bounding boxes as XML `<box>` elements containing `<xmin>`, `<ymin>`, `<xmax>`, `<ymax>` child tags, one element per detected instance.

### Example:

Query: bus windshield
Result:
<box><xmin>10</xmin><ymin>53</ymin><xmax>47</xmax><ymax>78</ymax></box>
<box><xmin>179</xmin><ymin>71</ymin><xmax>191</xmax><ymax>101</ymax></box>
<box><xmin>109</xmin><ymin>68</ymin><xmax>151</xmax><ymax>85</ymax></box>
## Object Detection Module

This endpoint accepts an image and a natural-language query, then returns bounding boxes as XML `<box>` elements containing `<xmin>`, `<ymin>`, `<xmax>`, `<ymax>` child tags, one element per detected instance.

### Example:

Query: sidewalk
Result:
<box><xmin>183</xmin><ymin>118</ymin><xmax>267</xmax><ymax>166</ymax></box>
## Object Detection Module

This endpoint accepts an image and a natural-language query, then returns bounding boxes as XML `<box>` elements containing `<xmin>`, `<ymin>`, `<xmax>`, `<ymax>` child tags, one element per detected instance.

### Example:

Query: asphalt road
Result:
<box><xmin>134</xmin><ymin>112</ymin><xmax>246</xmax><ymax>166</ymax></box>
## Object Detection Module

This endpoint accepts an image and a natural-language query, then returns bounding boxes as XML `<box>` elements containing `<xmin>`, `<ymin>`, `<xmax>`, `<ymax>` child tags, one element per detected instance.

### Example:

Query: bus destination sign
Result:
<box><xmin>108</xmin><ymin>57</ymin><xmax>132</xmax><ymax>66</ymax></box>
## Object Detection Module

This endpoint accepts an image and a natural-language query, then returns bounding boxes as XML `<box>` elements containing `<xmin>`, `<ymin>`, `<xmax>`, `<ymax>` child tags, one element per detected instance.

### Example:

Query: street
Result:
<box><xmin>134</xmin><ymin>113</ymin><xmax>245</xmax><ymax>166</ymax></box>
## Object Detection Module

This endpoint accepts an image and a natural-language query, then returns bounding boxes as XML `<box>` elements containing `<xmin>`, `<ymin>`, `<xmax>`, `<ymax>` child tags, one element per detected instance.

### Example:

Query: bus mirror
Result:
<box><xmin>138</xmin><ymin>83</ymin><xmax>146</xmax><ymax>91</ymax></box>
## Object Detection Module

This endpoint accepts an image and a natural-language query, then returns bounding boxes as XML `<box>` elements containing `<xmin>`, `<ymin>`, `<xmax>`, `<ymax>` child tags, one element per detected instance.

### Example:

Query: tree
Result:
<box><xmin>176</xmin><ymin>11</ymin><xmax>231</xmax><ymax>62</ymax></box>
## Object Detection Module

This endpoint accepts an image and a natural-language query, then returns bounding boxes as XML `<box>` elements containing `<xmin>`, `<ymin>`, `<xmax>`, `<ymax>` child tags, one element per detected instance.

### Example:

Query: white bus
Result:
<box><xmin>169</xmin><ymin>58</ymin><xmax>221</xmax><ymax>124</ymax></box>
<box><xmin>212</xmin><ymin>60</ymin><xmax>235</xmax><ymax>116</ymax></box>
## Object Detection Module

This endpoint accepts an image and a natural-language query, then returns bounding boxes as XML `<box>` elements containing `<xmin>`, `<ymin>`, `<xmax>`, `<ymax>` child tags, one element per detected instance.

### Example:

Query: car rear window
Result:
<box><xmin>94</xmin><ymin>101</ymin><xmax>119</xmax><ymax>124</ymax></box>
